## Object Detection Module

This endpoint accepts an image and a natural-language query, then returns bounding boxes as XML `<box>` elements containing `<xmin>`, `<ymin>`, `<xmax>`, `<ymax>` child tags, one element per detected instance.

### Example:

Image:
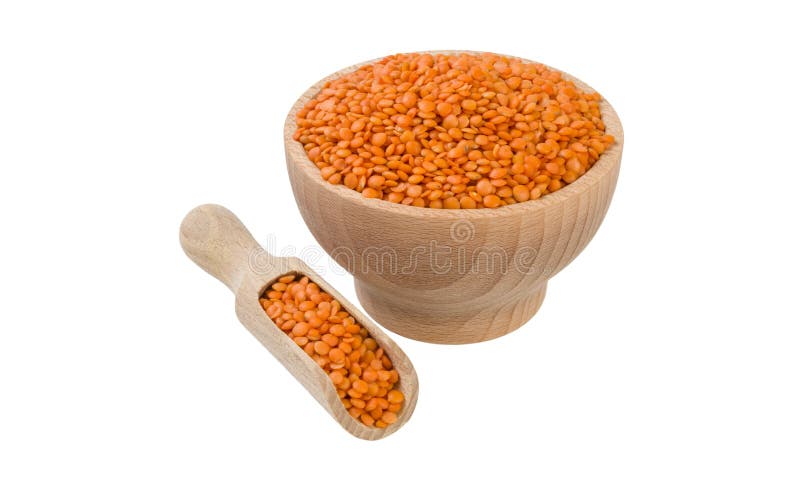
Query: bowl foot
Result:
<box><xmin>354</xmin><ymin>280</ymin><xmax>547</xmax><ymax>344</ymax></box>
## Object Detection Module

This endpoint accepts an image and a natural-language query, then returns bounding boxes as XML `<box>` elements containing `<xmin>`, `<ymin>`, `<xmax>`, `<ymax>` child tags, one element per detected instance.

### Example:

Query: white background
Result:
<box><xmin>1</xmin><ymin>1</ymin><xmax>798</xmax><ymax>491</ymax></box>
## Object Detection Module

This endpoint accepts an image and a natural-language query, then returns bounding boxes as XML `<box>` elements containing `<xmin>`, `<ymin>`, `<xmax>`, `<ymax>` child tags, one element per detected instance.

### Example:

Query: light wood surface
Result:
<box><xmin>284</xmin><ymin>51</ymin><xmax>624</xmax><ymax>344</ymax></box>
<box><xmin>180</xmin><ymin>204</ymin><xmax>418</xmax><ymax>440</ymax></box>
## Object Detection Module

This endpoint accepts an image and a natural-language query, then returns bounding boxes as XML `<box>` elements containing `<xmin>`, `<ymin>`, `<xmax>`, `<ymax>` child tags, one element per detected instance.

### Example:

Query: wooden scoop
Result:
<box><xmin>179</xmin><ymin>204</ymin><xmax>418</xmax><ymax>440</ymax></box>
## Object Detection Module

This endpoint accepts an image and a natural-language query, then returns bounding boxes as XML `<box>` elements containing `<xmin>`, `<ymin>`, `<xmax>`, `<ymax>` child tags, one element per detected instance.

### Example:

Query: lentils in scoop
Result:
<box><xmin>293</xmin><ymin>52</ymin><xmax>615</xmax><ymax>208</ymax></box>
<box><xmin>259</xmin><ymin>275</ymin><xmax>404</xmax><ymax>428</ymax></box>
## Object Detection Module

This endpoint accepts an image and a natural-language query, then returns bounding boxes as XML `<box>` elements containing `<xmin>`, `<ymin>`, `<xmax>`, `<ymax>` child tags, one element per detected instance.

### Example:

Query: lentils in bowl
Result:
<box><xmin>292</xmin><ymin>52</ymin><xmax>615</xmax><ymax>209</ymax></box>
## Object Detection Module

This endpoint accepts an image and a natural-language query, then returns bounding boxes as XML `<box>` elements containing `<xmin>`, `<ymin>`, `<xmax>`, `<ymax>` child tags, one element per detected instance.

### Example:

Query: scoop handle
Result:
<box><xmin>180</xmin><ymin>204</ymin><xmax>272</xmax><ymax>292</ymax></box>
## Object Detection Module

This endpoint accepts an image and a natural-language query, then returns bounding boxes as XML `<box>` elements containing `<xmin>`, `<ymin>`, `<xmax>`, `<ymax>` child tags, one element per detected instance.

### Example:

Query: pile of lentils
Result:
<box><xmin>260</xmin><ymin>275</ymin><xmax>404</xmax><ymax>428</ymax></box>
<box><xmin>293</xmin><ymin>52</ymin><xmax>615</xmax><ymax>209</ymax></box>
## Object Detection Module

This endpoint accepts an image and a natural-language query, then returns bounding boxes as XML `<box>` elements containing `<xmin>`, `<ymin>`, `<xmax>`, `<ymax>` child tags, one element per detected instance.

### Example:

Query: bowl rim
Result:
<box><xmin>284</xmin><ymin>50</ymin><xmax>624</xmax><ymax>219</ymax></box>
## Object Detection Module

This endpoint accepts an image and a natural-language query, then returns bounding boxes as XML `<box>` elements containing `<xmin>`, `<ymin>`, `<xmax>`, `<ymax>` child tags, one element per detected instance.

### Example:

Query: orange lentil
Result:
<box><xmin>443</xmin><ymin>196</ymin><xmax>461</xmax><ymax>209</ymax></box>
<box><xmin>436</xmin><ymin>102</ymin><xmax>453</xmax><ymax>117</ymax></box>
<box><xmin>418</xmin><ymin>100</ymin><xmax>436</xmax><ymax>113</ymax></box>
<box><xmin>362</xmin><ymin>187</ymin><xmax>380</xmax><ymax>199</ymax></box>
<box><xmin>387</xmin><ymin>390</ymin><xmax>404</xmax><ymax>404</ymax></box>
<box><xmin>295</xmin><ymin>52</ymin><xmax>613</xmax><ymax>208</ymax></box>
<box><xmin>460</xmin><ymin>196</ymin><xmax>477</xmax><ymax>209</ymax></box>
<box><xmin>512</xmin><ymin>184</ymin><xmax>531</xmax><ymax>202</ymax></box>
<box><xmin>259</xmin><ymin>275</ymin><xmax>404</xmax><ymax>427</ymax></box>
<box><xmin>476</xmin><ymin>178</ymin><xmax>495</xmax><ymax>196</ymax></box>
<box><xmin>483</xmin><ymin>194</ymin><xmax>502</xmax><ymax>208</ymax></box>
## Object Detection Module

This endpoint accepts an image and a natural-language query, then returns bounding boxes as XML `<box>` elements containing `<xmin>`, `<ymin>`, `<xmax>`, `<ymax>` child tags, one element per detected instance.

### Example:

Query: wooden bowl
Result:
<box><xmin>284</xmin><ymin>52</ymin><xmax>623</xmax><ymax>344</ymax></box>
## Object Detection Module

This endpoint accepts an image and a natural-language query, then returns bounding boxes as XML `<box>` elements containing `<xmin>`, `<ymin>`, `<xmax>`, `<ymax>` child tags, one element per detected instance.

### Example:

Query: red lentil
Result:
<box><xmin>294</xmin><ymin>52</ymin><xmax>614</xmax><ymax>208</ymax></box>
<box><xmin>259</xmin><ymin>274</ymin><xmax>404</xmax><ymax>428</ymax></box>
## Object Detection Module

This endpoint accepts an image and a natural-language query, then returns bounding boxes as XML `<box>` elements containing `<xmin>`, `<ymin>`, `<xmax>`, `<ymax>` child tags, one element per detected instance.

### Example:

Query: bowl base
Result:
<box><xmin>354</xmin><ymin>281</ymin><xmax>547</xmax><ymax>344</ymax></box>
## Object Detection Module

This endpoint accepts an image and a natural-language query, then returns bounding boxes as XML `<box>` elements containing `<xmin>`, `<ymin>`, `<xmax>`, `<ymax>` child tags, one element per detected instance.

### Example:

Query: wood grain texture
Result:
<box><xmin>180</xmin><ymin>204</ymin><xmax>418</xmax><ymax>440</ymax></box>
<box><xmin>285</xmin><ymin>51</ymin><xmax>623</xmax><ymax>344</ymax></box>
